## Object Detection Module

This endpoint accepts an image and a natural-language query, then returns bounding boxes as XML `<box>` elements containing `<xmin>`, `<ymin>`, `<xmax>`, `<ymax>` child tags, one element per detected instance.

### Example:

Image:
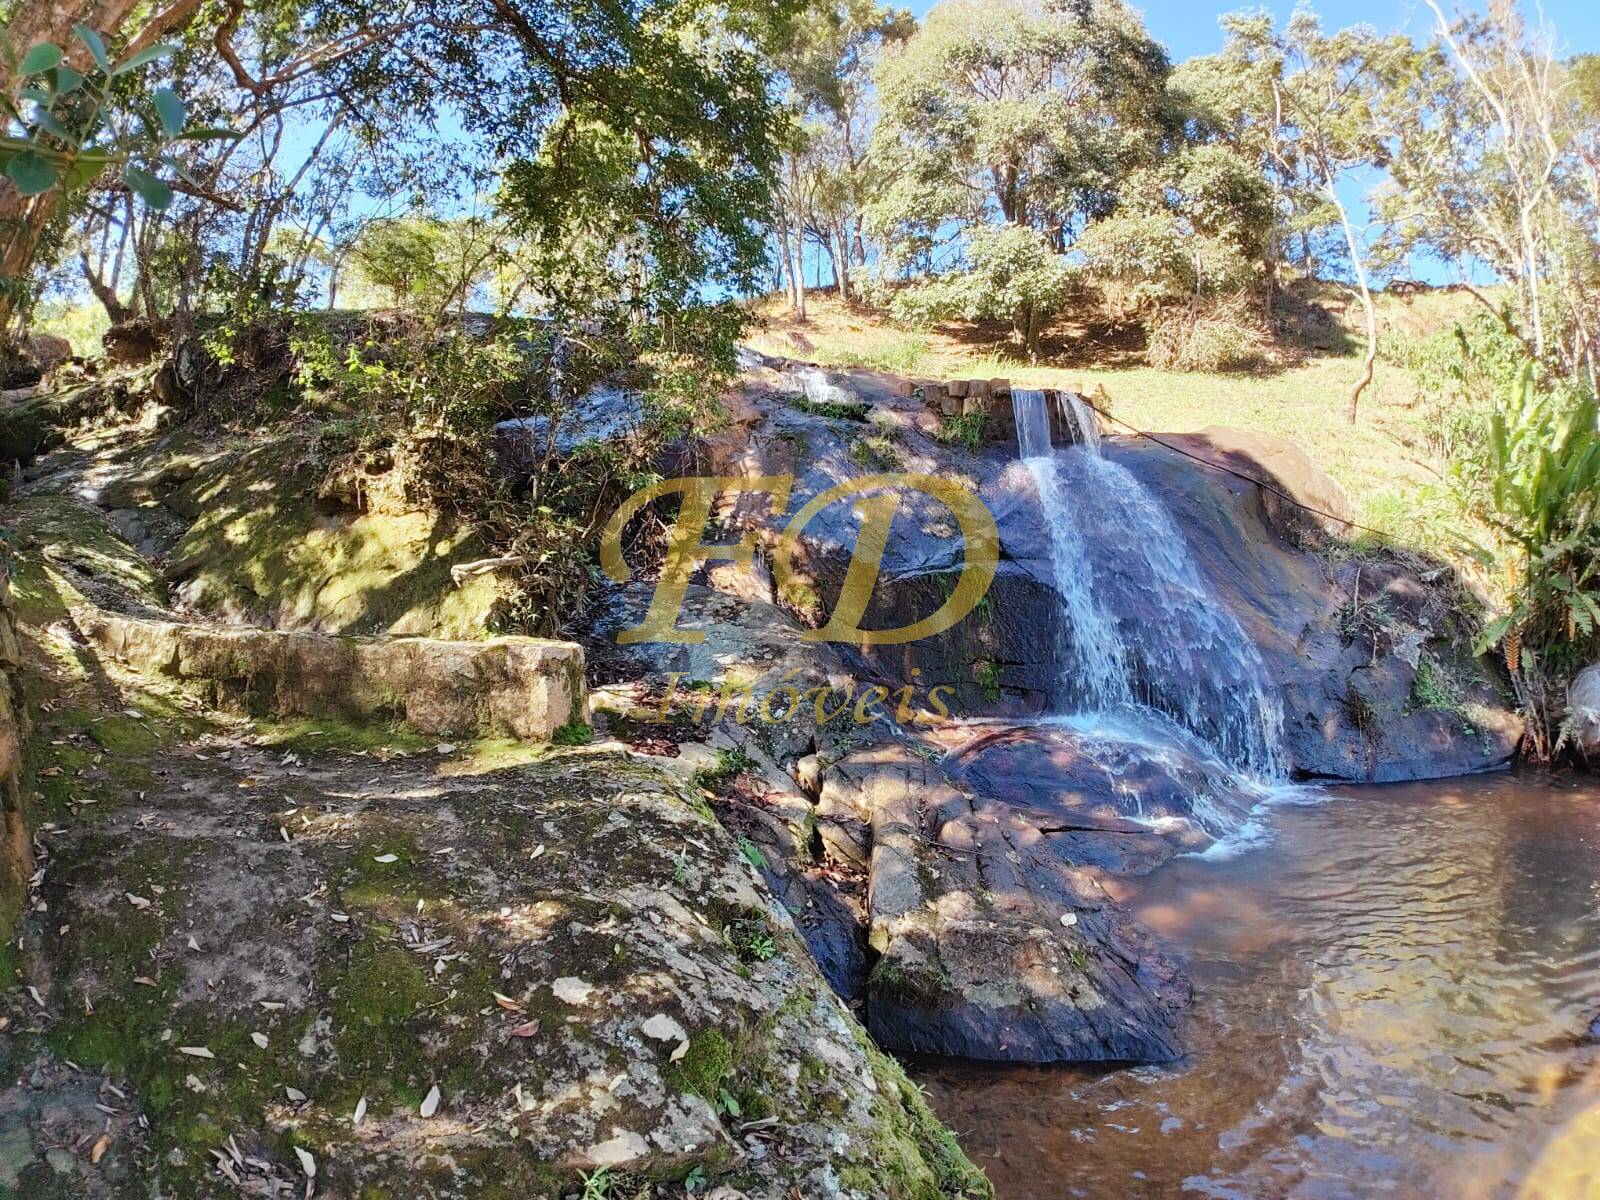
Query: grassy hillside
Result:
<box><xmin>746</xmin><ymin>286</ymin><xmax>1489</xmax><ymax>555</ymax></box>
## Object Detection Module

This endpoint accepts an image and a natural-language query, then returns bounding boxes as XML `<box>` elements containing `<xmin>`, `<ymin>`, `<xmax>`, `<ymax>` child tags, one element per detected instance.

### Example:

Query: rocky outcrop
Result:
<box><xmin>698</xmin><ymin>358</ymin><xmax>1520</xmax><ymax>780</ymax></box>
<box><xmin>0</xmin><ymin>719</ymin><xmax>990</xmax><ymax>1198</ymax></box>
<box><xmin>833</xmin><ymin>733</ymin><xmax>1209</xmax><ymax>1063</ymax></box>
<box><xmin>1111</xmin><ymin>437</ymin><xmax>1521</xmax><ymax>781</ymax></box>
<box><xmin>0</xmin><ymin>568</ymin><xmax>30</xmax><ymax>946</ymax></box>
<box><xmin>11</xmin><ymin>421</ymin><xmax>514</xmax><ymax>639</ymax></box>
<box><xmin>1570</xmin><ymin>663</ymin><xmax>1600</xmax><ymax>759</ymax></box>
<box><xmin>567</xmin><ymin>356</ymin><xmax>1525</xmax><ymax>1074</ymax></box>
<box><xmin>25</xmin><ymin>332</ymin><xmax>72</xmax><ymax>374</ymax></box>
<box><xmin>79</xmin><ymin>611</ymin><xmax>586</xmax><ymax>740</ymax></box>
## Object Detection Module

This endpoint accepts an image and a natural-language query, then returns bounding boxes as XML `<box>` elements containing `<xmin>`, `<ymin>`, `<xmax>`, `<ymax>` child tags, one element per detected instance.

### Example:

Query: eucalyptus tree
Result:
<box><xmin>1218</xmin><ymin>8</ymin><xmax>1418</xmax><ymax>423</ymax></box>
<box><xmin>0</xmin><ymin>3</ymin><xmax>225</xmax><ymax>335</ymax></box>
<box><xmin>1378</xmin><ymin>0</ymin><xmax>1600</xmax><ymax>390</ymax></box>
<box><xmin>771</xmin><ymin>0</ymin><xmax>913</xmax><ymax>314</ymax></box>
<box><xmin>863</xmin><ymin>0</ymin><xmax>1174</xmax><ymax>358</ymax></box>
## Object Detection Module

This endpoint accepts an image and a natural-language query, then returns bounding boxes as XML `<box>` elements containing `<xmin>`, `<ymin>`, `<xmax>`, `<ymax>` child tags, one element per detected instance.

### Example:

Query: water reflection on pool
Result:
<box><xmin>915</xmin><ymin>773</ymin><xmax>1600</xmax><ymax>1199</ymax></box>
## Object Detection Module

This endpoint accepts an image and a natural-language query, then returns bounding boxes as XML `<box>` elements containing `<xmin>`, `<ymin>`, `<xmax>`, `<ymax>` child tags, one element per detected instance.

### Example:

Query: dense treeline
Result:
<box><xmin>0</xmin><ymin>0</ymin><xmax>1596</xmax><ymax>746</ymax></box>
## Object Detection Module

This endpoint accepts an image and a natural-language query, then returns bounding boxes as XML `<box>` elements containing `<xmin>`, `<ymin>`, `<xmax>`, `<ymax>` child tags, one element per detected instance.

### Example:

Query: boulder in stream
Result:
<box><xmin>828</xmin><ymin>729</ymin><xmax>1223</xmax><ymax>1064</ymax></box>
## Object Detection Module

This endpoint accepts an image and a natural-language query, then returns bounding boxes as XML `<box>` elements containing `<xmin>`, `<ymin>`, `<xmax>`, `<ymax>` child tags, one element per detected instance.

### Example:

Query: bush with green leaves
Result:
<box><xmin>1452</xmin><ymin>363</ymin><xmax>1600</xmax><ymax>754</ymax></box>
<box><xmin>889</xmin><ymin>225</ymin><xmax>1076</xmax><ymax>360</ymax></box>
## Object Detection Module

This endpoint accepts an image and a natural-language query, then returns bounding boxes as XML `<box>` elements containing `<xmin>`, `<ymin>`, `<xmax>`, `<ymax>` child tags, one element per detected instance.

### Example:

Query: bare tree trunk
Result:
<box><xmin>1323</xmin><ymin>167</ymin><xmax>1377</xmax><ymax>424</ymax></box>
<box><xmin>834</xmin><ymin>227</ymin><xmax>851</xmax><ymax>303</ymax></box>
<box><xmin>80</xmin><ymin>253</ymin><xmax>131</xmax><ymax>323</ymax></box>
<box><xmin>775</xmin><ymin>219</ymin><xmax>798</xmax><ymax>311</ymax></box>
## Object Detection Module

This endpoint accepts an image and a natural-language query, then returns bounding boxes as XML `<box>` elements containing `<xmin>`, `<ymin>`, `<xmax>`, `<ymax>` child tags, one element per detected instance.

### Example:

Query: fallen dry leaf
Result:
<box><xmin>251</xmin><ymin>1032</ymin><xmax>269</xmax><ymax>1049</ymax></box>
<box><xmin>90</xmin><ymin>1133</ymin><xmax>110</xmax><ymax>1165</ymax></box>
<box><xmin>508</xmin><ymin>1020</ymin><xmax>541</xmax><ymax>1038</ymax></box>
<box><xmin>178</xmin><ymin>1046</ymin><xmax>215</xmax><ymax>1059</ymax></box>
<box><xmin>670</xmin><ymin>1038</ymin><xmax>690</xmax><ymax>1062</ymax></box>
<box><xmin>294</xmin><ymin>1146</ymin><xmax>316</xmax><ymax>1178</ymax></box>
<box><xmin>353</xmin><ymin>1096</ymin><xmax>367</xmax><ymax>1125</ymax></box>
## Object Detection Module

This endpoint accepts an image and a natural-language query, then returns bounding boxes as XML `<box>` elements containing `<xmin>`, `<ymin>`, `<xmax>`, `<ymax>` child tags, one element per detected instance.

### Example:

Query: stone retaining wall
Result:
<box><xmin>903</xmin><ymin>377</ymin><xmax>1103</xmax><ymax>446</ymax></box>
<box><xmin>78</xmin><ymin>612</ymin><xmax>586</xmax><ymax>740</ymax></box>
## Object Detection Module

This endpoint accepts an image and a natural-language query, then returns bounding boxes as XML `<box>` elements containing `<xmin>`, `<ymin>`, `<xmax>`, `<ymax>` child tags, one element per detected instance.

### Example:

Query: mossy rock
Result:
<box><xmin>162</xmin><ymin>434</ymin><xmax>509</xmax><ymax>637</ymax></box>
<box><xmin>0</xmin><ymin>733</ymin><xmax>990</xmax><ymax>1199</ymax></box>
<box><xmin>5</xmin><ymin>494</ymin><xmax>167</xmax><ymax>621</ymax></box>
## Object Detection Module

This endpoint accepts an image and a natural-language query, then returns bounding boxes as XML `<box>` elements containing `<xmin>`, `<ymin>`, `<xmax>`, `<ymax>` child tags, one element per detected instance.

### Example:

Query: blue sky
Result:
<box><xmin>901</xmin><ymin>0</ymin><xmax>1600</xmax><ymax>59</ymax></box>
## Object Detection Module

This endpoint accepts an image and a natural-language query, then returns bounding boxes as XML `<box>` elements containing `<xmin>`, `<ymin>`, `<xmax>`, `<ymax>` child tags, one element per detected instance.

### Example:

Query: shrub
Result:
<box><xmin>1145</xmin><ymin>296</ymin><xmax>1277</xmax><ymax>374</ymax></box>
<box><xmin>1453</xmin><ymin>362</ymin><xmax>1600</xmax><ymax>756</ymax></box>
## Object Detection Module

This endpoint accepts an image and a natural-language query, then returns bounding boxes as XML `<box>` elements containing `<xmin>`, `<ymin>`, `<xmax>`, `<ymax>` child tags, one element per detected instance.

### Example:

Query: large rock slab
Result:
<box><xmin>2</xmin><ymin>719</ymin><xmax>990</xmax><ymax>1198</ymax></box>
<box><xmin>829</xmin><ymin>734</ymin><xmax>1202</xmax><ymax>1064</ymax></box>
<box><xmin>1570</xmin><ymin>663</ymin><xmax>1600</xmax><ymax>760</ymax></box>
<box><xmin>1110</xmin><ymin>436</ymin><xmax>1522</xmax><ymax>781</ymax></box>
<box><xmin>703</xmin><ymin>366</ymin><xmax>1520</xmax><ymax>779</ymax></box>
<box><xmin>77</xmin><ymin>612</ymin><xmax>585</xmax><ymax>740</ymax></box>
<box><xmin>590</xmin><ymin>582</ymin><xmax>862</xmax><ymax>764</ymax></box>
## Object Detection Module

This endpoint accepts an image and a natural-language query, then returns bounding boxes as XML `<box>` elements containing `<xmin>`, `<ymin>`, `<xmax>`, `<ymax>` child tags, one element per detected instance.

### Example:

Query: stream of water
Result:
<box><xmin>1009</xmin><ymin>389</ymin><xmax>1286</xmax><ymax>781</ymax></box>
<box><xmin>918</xmin><ymin>772</ymin><xmax>1600</xmax><ymax>1199</ymax></box>
<box><xmin>977</xmin><ymin>395</ymin><xmax>1600</xmax><ymax>1196</ymax></box>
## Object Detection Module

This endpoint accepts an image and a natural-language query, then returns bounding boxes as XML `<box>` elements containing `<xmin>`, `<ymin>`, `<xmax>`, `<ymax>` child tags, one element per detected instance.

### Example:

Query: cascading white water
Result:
<box><xmin>1013</xmin><ymin>392</ymin><xmax>1130</xmax><ymax>708</ymax></box>
<box><xmin>1011</xmin><ymin>388</ymin><xmax>1287</xmax><ymax>781</ymax></box>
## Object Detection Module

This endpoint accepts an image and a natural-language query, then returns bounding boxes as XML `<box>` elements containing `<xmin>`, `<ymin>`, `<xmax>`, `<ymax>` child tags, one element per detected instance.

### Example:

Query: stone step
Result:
<box><xmin>76</xmin><ymin>610</ymin><xmax>585</xmax><ymax>740</ymax></box>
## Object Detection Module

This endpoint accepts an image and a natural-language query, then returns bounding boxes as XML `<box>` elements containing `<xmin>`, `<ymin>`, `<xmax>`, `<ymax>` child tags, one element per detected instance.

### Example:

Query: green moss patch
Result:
<box><xmin>165</xmin><ymin>433</ymin><xmax>508</xmax><ymax>637</ymax></box>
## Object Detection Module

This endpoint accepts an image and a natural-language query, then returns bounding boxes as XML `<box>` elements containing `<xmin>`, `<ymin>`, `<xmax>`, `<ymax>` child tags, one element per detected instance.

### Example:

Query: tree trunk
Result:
<box><xmin>775</xmin><ymin>218</ymin><xmax>798</xmax><ymax>312</ymax></box>
<box><xmin>834</xmin><ymin>227</ymin><xmax>850</xmax><ymax>304</ymax></box>
<box><xmin>1327</xmin><ymin>180</ymin><xmax>1377</xmax><ymax>424</ymax></box>
<box><xmin>80</xmin><ymin>253</ymin><xmax>130</xmax><ymax>323</ymax></box>
<box><xmin>791</xmin><ymin>235</ymin><xmax>807</xmax><ymax>321</ymax></box>
<box><xmin>1337</xmin><ymin>206</ymin><xmax>1376</xmax><ymax>428</ymax></box>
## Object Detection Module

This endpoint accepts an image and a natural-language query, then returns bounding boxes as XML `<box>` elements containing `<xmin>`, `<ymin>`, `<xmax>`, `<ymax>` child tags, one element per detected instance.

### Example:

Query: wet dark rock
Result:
<box><xmin>1111</xmin><ymin>437</ymin><xmax>1522</xmax><ymax>781</ymax></box>
<box><xmin>828</xmin><ymin>733</ymin><xmax>1211</xmax><ymax>1064</ymax></box>
<box><xmin>703</xmin><ymin>363</ymin><xmax>1520</xmax><ymax>780</ymax></box>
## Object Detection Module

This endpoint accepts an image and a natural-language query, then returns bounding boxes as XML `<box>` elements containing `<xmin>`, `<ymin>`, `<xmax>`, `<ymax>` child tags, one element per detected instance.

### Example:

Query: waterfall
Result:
<box><xmin>1011</xmin><ymin>388</ymin><xmax>1287</xmax><ymax>780</ymax></box>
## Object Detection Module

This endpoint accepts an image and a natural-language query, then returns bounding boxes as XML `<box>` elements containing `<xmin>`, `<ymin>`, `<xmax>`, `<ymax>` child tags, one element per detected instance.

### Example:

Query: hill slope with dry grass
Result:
<box><xmin>745</xmin><ymin>284</ymin><xmax>1489</xmax><ymax>554</ymax></box>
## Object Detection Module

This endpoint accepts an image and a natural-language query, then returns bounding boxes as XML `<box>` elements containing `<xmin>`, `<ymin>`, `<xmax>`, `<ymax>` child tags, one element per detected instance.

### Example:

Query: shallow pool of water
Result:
<box><xmin>916</xmin><ymin>772</ymin><xmax>1600</xmax><ymax>1199</ymax></box>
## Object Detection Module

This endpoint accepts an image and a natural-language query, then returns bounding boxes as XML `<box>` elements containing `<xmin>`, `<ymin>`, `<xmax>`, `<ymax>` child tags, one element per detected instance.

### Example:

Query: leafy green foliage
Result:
<box><xmin>934</xmin><ymin>411</ymin><xmax>986</xmax><ymax>451</ymax></box>
<box><xmin>0</xmin><ymin>26</ymin><xmax>227</xmax><ymax>204</ymax></box>
<box><xmin>889</xmin><ymin>224</ymin><xmax>1076</xmax><ymax>360</ymax></box>
<box><xmin>864</xmin><ymin>0</ymin><xmax>1173</xmax><ymax>356</ymax></box>
<box><xmin>1453</xmin><ymin>364</ymin><xmax>1600</xmax><ymax>698</ymax></box>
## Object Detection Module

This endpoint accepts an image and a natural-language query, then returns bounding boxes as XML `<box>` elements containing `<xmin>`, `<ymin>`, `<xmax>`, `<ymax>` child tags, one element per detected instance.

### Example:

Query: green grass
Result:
<box><xmin>751</xmin><ymin>289</ymin><xmax>1486</xmax><ymax>563</ymax></box>
<box><xmin>807</xmin><ymin>332</ymin><xmax>932</xmax><ymax>375</ymax></box>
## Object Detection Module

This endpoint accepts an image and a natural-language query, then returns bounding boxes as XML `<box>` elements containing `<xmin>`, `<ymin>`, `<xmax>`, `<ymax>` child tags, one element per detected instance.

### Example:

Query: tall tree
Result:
<box><xmin>772</xmin><ymin>0</ymin><xmax>912</xmax><ymax>315</ymax></box>
<box><xmin>1380</xmin><ymin>0</ymin><xmax>1600</xmax><ymax>389</ymax></box>
<box><xmin>864</xmin><ymin>0</ymin><xmax>1174</xmax><ymax>357</ymax></box>
<box><xmin>1222</xmin><ymin>7</ymin><xmax>1417</xmax><ymax>423</ymax></box>
<box><xmin>0</xmin><ymin>0</ymin><xmax>207</xmax><ymax>332</ymax></box>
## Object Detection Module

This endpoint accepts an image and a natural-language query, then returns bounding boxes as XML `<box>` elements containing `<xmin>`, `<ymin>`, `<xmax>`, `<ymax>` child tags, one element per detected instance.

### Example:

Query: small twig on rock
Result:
<box><xmin>449</xmin><ymin>555</ymin><xmax>529</xmax><ymax>586</ymax></box>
